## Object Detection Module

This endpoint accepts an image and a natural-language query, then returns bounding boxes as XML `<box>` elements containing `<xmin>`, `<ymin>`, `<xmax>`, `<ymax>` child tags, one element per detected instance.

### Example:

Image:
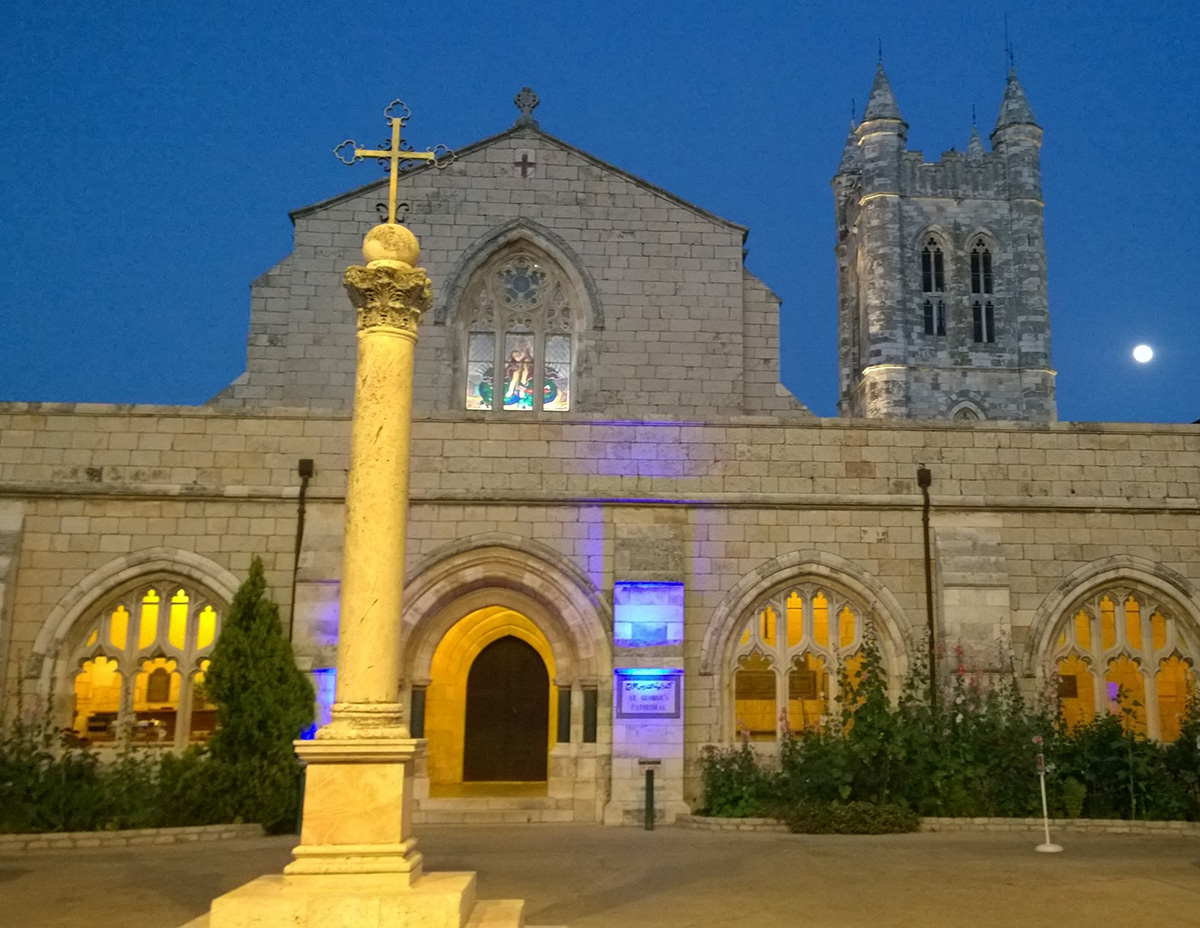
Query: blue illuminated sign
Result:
<box><xmin>613</xmin><ymin>581</ymin><xmax>684</xmax><ymax>647</ymax></box>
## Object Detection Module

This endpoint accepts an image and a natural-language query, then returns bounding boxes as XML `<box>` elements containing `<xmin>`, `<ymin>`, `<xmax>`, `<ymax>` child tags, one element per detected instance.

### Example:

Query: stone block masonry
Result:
<box><xmin>1</xmin><ymin>403</ymin><xmax>1198</xmax><ymax>809</ymax></box>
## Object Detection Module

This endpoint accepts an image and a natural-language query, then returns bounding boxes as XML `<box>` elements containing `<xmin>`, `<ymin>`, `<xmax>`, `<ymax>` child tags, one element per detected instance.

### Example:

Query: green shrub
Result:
<box><xmin>0</xmin><ymin>559</ymin><xmax>316</xmax><ymax>835</ymax></box>
<box><xmin>698</xmin><ymin>634</ymin><xmax>1200</xmax><ymax>825</ymax></box>
<box><xmin>775</xmin><ymin>800</ymin><xmax>919</xmax><ymax>835</ymax></box>
<box><xmin>203</xmin><ymin>556</ymin><xmax>314</xmax><ymax>833</ymax></box>
<box><xmin>697</xmin><ymin>743</ymin><xmax>774</xmax><ymax>817</ymax></box>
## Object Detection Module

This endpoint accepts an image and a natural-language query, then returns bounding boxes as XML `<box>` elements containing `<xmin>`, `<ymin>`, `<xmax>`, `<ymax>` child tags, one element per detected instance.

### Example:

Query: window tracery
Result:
<box><xmin>463</xmin><ymin>248</ymin><xmax>573</xmax><ymax>413</ymax></box>
<box><xmin>970</xmin><ymin>238</ymin><xmax>994</xmax><ymax>294</ymax></box>
<box><xmin>730</xmin><ymin>585</ymin><xmax>872</xmax><ymax>740</ymax></box>
<box><xmin>972</xmin><ymin>301</ymin><xmax>995</xmax><ymax>343</ymax></box>
<box><xmin>69</xmin><ymin>579</ymin><xmax>222</xmax><ymax>748</ymax></box>
<box><xmin>920</xmin><ymin>238</ymin><xmax>945</xmax><ymax>293</ymax></box>
<box><xmin>1050</xmin><ymin>588</ymin><xmax>1195</xmax><ymax>741</ymax></box>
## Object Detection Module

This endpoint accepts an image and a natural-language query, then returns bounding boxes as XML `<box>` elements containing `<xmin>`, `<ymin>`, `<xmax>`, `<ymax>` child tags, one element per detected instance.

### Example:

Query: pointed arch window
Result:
<box><xmin>923</xmin><ymin>299</ymin><xmax>946</xmax><ymax>336</ymax></box>
<box><xmin>463</xmin><ymin>248</ymin><xmax>574</xmax><ymax>413</ymax></box>
<box><xmin>731</xmin><ymin>585</ymin><xmax>877</xmax><ymax>741</ymax></box>
<box><xmin>1050</xmin><ymin>588</ymin><xmax>1195</xmax><ymax>741</ymax></box>
<box><xmin>920</xmin><ymin>238</ymin><xmax>945</xmax><ymax>293</ymax></box>
<box><xmin>970</xmin><ymin>239</ymin><xmax>994</xmax><ymax>294</ymax></box>
<box><xmin>69</xmin><ymin>580</ymin><xmax>223</xmax><ymax>748</ymax></box>
<box><xmin>972</xmin><ymin>301</ymin><xmax>995</xmax><ymax>343</ymax></box>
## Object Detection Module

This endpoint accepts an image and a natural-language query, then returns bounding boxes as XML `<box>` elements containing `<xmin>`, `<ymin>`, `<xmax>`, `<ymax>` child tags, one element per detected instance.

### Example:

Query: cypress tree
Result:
<box><xmin>201</xmin><ymin>557</ymin><xmax>314</xmax><ymax>830</ymax></box>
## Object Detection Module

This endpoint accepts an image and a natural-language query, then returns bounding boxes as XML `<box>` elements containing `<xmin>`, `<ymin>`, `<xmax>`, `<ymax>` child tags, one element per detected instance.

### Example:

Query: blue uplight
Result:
<box><xmin>615</xmin><ymin>668</ymin><xmax>682</xmax><ymax>678</ymax></box>
<box><xmin>300</xmin><ymin>667</ymin><xmax>337</xmax><ymax>740</ymax></box>
<box><xmin>614</xmin><ymin>581</ymin><xmax>684</xmax><ymax>647</ymax></box>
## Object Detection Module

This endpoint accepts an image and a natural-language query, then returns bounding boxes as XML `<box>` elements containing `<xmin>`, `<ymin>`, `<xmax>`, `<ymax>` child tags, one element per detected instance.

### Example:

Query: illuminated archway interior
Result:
<box><xmin>425</xmin><ymin>606</ymin><xmax>557</xmax><ymax>788</ymax></box>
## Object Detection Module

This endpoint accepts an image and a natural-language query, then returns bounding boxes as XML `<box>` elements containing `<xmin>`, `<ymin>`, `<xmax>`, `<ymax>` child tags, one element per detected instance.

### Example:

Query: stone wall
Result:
<box><xmin>215</xmin><ymin>126</ymin><xmax>810</xmax><ymax>421</ymax></box>
<box><xmin>2</xmin><ymin>403</ymin><xmax>1197</xmax><ymax>806</ymax></box>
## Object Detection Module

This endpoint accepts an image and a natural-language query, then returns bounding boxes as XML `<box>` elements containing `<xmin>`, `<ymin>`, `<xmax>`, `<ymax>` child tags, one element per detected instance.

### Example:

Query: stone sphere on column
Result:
<box><xmin>363</xmin><ymin>222</ymin><xmax>420</xmax><ymax>267</ymax></box>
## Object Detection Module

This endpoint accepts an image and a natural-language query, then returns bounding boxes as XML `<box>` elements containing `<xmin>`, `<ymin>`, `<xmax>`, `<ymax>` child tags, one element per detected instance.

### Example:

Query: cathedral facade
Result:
<box><xmin>0</xmin><ymin>70</ymin><xmax>1196</xmax><ymax>824</ymax></box>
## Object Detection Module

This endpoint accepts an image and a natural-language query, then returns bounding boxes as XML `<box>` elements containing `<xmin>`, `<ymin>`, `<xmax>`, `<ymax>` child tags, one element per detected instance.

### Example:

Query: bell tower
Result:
<box><xmin>833</xmin><ymin>65</ymin><xmax>1056</xmax><ymax>421</ymax></box>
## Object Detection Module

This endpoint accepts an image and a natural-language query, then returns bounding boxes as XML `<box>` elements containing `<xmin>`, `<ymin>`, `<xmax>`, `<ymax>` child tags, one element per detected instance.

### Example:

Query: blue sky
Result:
<box><xmin>1</xmin><ymin>1</ymin><xmax>1197</xmax><ymax>422</ymax></box>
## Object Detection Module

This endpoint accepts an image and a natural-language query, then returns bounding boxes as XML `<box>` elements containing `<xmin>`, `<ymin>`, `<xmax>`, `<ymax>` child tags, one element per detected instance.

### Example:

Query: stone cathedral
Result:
<box><xmin>0</xmin><ymin>67</ymin><xmax>1196</xmax><ymax>825</ymax></box>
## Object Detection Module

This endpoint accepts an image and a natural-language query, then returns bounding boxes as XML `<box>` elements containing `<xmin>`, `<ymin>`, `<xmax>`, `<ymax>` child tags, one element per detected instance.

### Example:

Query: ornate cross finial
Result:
<box><xmin>334</xmin><ymin>100</ymin><xmax>454</xmax><ymax>225</ymax></box>
<box><xmin>514</xmin><ymin>87</ymin><xmax>540</xmax><ymax>128</ymax></box>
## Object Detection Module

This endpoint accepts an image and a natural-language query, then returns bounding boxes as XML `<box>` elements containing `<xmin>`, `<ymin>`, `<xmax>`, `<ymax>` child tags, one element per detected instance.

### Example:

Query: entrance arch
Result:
<box><xmin>423</xmin><ymin>606</ymin><xmax>558</xmax><ymax>788</ymax></box>
<box><xmin>463</xmin><ymin>637</ymin><xmax>549</xmax><ymax>781</ymax></box>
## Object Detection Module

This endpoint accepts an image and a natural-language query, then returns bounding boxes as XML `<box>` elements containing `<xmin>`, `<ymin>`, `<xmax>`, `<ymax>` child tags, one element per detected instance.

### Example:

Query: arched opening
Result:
<box><xmin>424</xmin><ymin>605</ymin><xmax>557</xmax><ymax>794</ymax></box>
<box><xmin>65</xmin><ymin>578</ymin><xmax>223</xmax><ymax>749</ymax></box>
<box><xmin>1048</xmin><ymin>586</ymin><xmax>1196</xmax><ymax>740</ymax></box>
<box><xmin>729</xmin><ymin>583</ymin><xmax>878</xmax><ymax>741</ymax></box>
<box><xmin>463</xmin><ymin>637</ymin><xmax>549</xmax><ymax>781</ymax></box>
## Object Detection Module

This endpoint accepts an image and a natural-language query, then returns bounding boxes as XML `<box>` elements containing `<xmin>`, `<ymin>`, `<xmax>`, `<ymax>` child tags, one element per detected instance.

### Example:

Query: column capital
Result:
<box><xmin>342</xmin><ymin>263</ymin><xmax>433</xmax><ymax>336</ymax></box>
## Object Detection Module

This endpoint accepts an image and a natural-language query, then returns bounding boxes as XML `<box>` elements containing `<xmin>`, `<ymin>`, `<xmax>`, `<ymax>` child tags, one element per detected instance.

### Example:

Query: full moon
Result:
<box><xmin>1133</xmin><ymin>344</ymin><xmax>1154</xmax><ymax>363</ymax></box>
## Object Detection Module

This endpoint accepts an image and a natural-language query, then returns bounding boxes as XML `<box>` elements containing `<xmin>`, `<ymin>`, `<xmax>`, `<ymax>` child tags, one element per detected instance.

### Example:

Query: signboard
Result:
<box><xmin>615</xmin><ymin>674</ymin><xmax>682</xmax><ymax>719</ymax></box>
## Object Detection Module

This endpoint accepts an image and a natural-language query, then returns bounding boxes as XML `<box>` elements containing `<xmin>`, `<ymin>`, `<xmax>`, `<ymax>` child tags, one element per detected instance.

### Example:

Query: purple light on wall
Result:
<box><xmin>300</xmin><ymin>667</ymin><xmax>337</xmax><ymax>739</ymax></box>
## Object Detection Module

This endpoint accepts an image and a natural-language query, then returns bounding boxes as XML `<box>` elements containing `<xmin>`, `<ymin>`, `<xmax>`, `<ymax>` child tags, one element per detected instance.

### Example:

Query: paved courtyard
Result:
<box><xmin>2</xmin><ymin>824</ymin><xmax>1197</xmax><ymax>927</ymax></box>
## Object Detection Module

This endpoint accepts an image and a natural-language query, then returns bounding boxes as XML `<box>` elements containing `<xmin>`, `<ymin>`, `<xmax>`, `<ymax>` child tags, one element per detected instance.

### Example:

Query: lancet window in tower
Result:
<box><xmin>972</xmin><ymin>301</ymin><xmax>995</xmax><ymax>343</ymax></box>
<box><xmin>1050</xmin><ymin>588</ymin><xmax>1195</xmax><ymax>741</ymax></box>
<box><xmin>970</xmin><ymin>240</ymin><xmax>994</xmax><ymax>294</ymax></box>
<box><xmin>920</xmin><ymin>239</ymin><xmax>945</xmax><ymax>293</ymax></box>
<box><xmin>463</xmin><ymin>248</ymin><xmax>573</xmax><ymax>413</ymax></box>
<box><xmin>923</xmin><ymin>299</ymin><xmax>946</xmax><ymax>336</ymax></box>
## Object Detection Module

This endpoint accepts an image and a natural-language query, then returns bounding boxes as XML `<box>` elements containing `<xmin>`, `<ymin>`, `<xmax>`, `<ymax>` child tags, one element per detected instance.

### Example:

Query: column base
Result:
<box><xmin>286</xmin><ymin>839</ymin><xmax>423</xmax><ymax>885</ymax></box>
<box><xmin>203</xmin><ymin>870</ymin><xmax>480</xmax><ymax>928</ymax></box>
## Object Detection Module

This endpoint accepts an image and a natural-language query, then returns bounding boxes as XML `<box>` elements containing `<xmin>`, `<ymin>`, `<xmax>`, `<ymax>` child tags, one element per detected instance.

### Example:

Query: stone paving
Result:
<box><xmin>1</xmin><ymin>824</ymin><xmax>1197</xmax><ymax>927</ymax></box>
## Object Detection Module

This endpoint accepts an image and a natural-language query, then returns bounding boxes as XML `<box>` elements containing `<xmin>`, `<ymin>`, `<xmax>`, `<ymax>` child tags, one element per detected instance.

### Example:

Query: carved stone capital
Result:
<box><xmin>342</xmin><ymin>264</ymin><xmax>433</xmax><ymax>335</ymax></box>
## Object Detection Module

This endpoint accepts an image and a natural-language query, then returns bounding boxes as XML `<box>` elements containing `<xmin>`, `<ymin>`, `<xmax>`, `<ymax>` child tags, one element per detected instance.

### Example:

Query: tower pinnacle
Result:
<box><xmin>993</xmin><ymin>68</ymin><xmax>1038</xmax><ymax>131</ymax></box>
<box><xmin>863</xmin><ymin>63</ymin><xmax>903</xmax><ymax>122</ymax></box>
<box><xmin>966</xmin><ymin>126</ymin><xmax>986</xmax><ymax>162</ymax></box>
<box><xmin>837</xmin><ymin>120</ymin><xmax>860</xmax><ymax>174</ymax></box>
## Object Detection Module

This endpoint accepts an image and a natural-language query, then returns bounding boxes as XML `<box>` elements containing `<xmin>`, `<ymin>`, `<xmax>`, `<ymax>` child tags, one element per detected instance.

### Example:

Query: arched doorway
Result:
<box><xmin>463</xmin><ymin>637</ymin><xmax>549</xmax><ymax>781</ymax></box>
<box><xmin>423</xmin><ymin>606</ymin><xmax>557</xmax><ymax>790</ymax></box>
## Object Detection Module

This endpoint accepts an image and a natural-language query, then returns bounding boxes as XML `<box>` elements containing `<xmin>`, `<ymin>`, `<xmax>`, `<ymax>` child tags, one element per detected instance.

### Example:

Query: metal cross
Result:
<box><xmin>515</xmin><ymin>152</ymin><xmax>534</xmax><ymax>178</ymax></box>
<box><xmin>334</xmin><ymin>100</ymin><xmax>453</xmax><ymax>225</ymax></box>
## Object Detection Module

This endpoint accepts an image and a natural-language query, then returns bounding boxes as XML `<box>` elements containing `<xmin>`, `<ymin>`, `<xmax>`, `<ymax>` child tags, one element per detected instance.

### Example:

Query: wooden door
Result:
<box><xmin>463</xmin><ymin>636</ymin><xmax>549</xmax><ymax>781</ymax></box>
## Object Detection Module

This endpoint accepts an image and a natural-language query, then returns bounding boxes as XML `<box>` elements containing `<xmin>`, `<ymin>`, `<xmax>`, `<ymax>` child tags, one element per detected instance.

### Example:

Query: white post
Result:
<box><xmin>1035</xmin><ymin>747</ymin><xmax>1063</xmax><ymax>854</ymax></box>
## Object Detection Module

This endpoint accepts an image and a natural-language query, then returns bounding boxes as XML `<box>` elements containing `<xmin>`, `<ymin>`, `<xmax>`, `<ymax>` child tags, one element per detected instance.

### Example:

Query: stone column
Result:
<box><xmin>283</xmin><ymin>222</ymin><xmax>431</xmax><ymax>884</ymax></box>
<box><xmin>200</xmin><ymin>222</ymin><xmax>513</xmax><ymax>925</ymax></box>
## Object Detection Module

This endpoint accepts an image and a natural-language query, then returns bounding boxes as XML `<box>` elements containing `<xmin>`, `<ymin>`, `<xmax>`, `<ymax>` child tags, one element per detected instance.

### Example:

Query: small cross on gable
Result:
<box><xmin>514</xmin><ymin>148</ymin><xmax>536</xmax><ymax>179</ymax></box>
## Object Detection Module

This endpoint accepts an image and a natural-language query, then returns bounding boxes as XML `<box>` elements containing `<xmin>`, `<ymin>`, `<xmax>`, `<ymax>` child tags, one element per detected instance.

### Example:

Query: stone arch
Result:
<box><xmin>434</xmin><ymin>218</ymin><xmax>603</xmax><ymax>330</ymax></box>
<box><xmin>30</xmin><ymin>547</ymin><xmax>239</xmax><ymax>700</ymax></box>
<box><xmin>965</xmin><ymin>227</ymin><xmax>1001</xmax><ymax>252</ymax></box>
<box><xmin>402</xmin><ymin>535</ymin><xmax>611</xmax><ymax>686</ymax></box>
<box><xmin>699</xmin><ymin>550</ymin><xmax>911</xmax><ymax>683</ymax></box>
<box><xmin>948</xmin><ymin>397</ymin><xmax>987</xmax><ymax>421</ymax></box>
<box><xmin>912</xmin><ymin>224</ymin><xmax>953</xmax><ymax>252</ymax></box>
<box><xmin>1022</xmin><ymin>555</ymin><xmax>1200</xmax><ymax>680</ymax></box>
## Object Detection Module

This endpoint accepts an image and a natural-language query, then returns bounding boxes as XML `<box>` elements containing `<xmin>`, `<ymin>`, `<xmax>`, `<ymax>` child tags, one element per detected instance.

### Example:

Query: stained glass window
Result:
<box><xmin>70</xmin><ymin>579</ymin><xmax>223</xmax><ymax>748</ymax></box>
<box><xmin>1050</xmin><ymin>588</ymin><xmax>1195</xmax><ymax>740</ymax></box>
<box><xmin>461</xmin><ymin>247</ymin><xmax>574</xmax><ymax>413</ymax></box>
<box><xmin>466</xmin><ymin>332</ymin><xmax>495</xmax><ymax>411</ymax></box>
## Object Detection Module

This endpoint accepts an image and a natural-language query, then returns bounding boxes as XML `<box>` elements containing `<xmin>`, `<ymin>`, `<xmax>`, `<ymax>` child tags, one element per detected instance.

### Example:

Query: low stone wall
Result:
<box><xmin>676</xmin><ymin>815</ymin><xmax>788</xmax><ymax>833</ymax></box>
<box><xmin>0</xmin><ymin>823</ymin><xmax>265</xmax><ymax>851</ymax></box>
<box><xmin>677</xmin><ymin>814</ymin><xmax>1200</xmax><ymax>837</ymax></box>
